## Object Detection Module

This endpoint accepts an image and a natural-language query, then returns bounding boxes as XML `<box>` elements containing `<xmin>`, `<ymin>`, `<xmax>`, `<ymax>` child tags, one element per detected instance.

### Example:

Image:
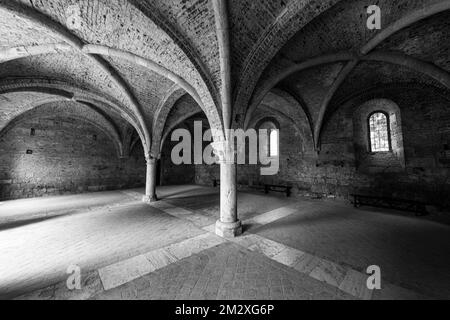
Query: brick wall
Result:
<box><xmin>0</xmin><ymin>116</ymin><xmax>145</xmax><ymax>200</ymax></box>
<box><xmin>158</xmin><ymin>88</ymin><xmax>449</xmax><ymax>209</ymax></box>
<box><xmin>160</xmin><ymin>124</ymin><xmax>196</xmax><ymax>186</ymax></box>
<box><xmin>250</xmin><ymin>93</ymin><xmax>450</xmax><ymax>208</ymax></box>
<box><xmin>192</xmin><ymin>93</ymin><xmax>449</xmax><ymax>209</ymax></box>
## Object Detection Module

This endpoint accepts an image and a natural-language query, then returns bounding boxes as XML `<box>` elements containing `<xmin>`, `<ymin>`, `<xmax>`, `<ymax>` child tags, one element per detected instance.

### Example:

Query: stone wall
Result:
<box><xmin>189</xmin><ymin>92</ymin><xmax>449</xmax><ymax>209</ymax></box>
<box><xmin>0</xmin><ymin>116</ymin><xmax>145</xmax><ymax>200</ymax></box>
<box><xmin>161</xmin><ymin>150</ymin><xmax>196</xmax><ymax>186</ymax></box>
<box><xmin>157</xmin><ymin>87</ymin><xmax>449</xmax><ymax>209</ymax></box>
<box><xmin>161</xmin><ymin>114</ymin><xmax>218</xmax><ymax>187</ymax></box>
<box><xmin>160</xmin><ymin>124</ymin><xmax>196</xmax><ymax>186</ymax></box>
<box><xmin>317</xmin><ymin>92</ymin><xmax>450</xmax><ymax>207</ymax></box>
<box><xmin>239</xmin><ymin>92</ymin><xmax>450</xmax><ymax>209</ymax></box>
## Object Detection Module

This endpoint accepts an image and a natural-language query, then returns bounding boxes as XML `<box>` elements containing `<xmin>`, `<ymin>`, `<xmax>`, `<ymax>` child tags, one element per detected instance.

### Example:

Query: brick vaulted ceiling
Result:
<box><xmin>0</xmin><ymin>0</ymin><xmax>449</xmax><ymax>155</ymax></box>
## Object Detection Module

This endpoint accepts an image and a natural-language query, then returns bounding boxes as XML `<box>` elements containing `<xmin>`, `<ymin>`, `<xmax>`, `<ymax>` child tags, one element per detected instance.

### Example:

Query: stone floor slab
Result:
<box><xmin>244</xmin><ymin>206</ymin><xmax>298</xmax><ymax>226</ymax></box>
<box><xmin>3</xmin><ymin>185</ymin><xmax>446</xmax><ymax>300</ymax></box>
<box><xmin>202</xmin><ymin>224</ymin><xmax>216</xmax><ymax>233</ymax></box>
<box><xmin>293</xmin><ymin>253</ymin><xmax>323</xmax><ymax>274</ymax></box>
<box><xmin>93</xmin><ymin>243</ymin><xmax>355</xmax><ymax>300</ymax></box>
<box><xmin>309</xmin><ymin>259</ymin><xmax>347</xmax><ymax>288</ymax></box>
<box><xmin>162</xmin><ymin>207</ymin><xmax>193</xmax><ymax>217</ymax></box>
<box><xmin>247</xmin><ymin>235</ymin><xmax>287</xmax><ymax>258</ymax></box>
<box><xmin>0</xmin><ymin>199</ymin><xmax>205</xmax><ymax>299</ymax></box>
<box><xmin>145</xmin><ymin>248</ymin><xmax>178</xmax><ymax>271</ymax></box>
<box><xmin>338</xmin><ymin>269</ymin><xmax>373</xmax><ymax>300</ymax></box>
<box><xmin>272</xmin><ymin>247</ymin><xmax>306</xmax><ymax>267</ymax></box>
<box><xmin>165</xmin><ymin>233</ymin><xmax>224</xmax><ymax>260</ymax></box>
<box><xmin>98</xmin><ymin>255</ymin><xmax>154</xmax><ymax>291</ymax></box>
<box><xmin>148</xmin><ymin>201</ymin><xmax>176</xmax><ymax>210</ymax></box>
<box><xmin>254</xmin><ymin>198</ymin><xmax>450</xmax><ymax>299</ymax></box>
<box><xmin>182</xmin><ymin>214</ymin><xmax>216</xmax><ymax>227</ymax></box>
<box><xmin>16</xmin><ymin>270</ymin><xmax>103</xmax><ymax>301</ymax></box>
<box><xmin>373</xmin><ymin>282</ymin><xmax>431</xmax><ymax>300</ymax></box>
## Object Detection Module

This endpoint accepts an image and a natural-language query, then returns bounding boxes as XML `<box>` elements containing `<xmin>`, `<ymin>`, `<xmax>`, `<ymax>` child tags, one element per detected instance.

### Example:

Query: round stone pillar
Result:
<box><xmin>142</xmin><ymin>155</ymin><xmax>158</xmax><ymax>203</ymax></box>
<box><xmin>212</xmin><ymin>140</ymin><xmax>242</xmax><ymax>238</ymax></box>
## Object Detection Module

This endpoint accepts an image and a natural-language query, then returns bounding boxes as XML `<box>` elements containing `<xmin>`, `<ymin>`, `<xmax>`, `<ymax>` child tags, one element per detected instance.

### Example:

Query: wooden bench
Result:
<box><xmin>264</xmin><ymin>184</ymin><xmax>292</xmax><ymax>197</ymax></box>
<box><xmin>248</xmin><ymin>184</ymin><xmax>266</xmax><ymax>192</ymax></box>
<box><xmin>213</xmin><ymin>179</ymin><xmax>292</xmax><ymax>197</ymax></box>
<box><xmin>351</xmin><ymin>194</ymin><xmax>429</xmax><ymax>216</ymax></box>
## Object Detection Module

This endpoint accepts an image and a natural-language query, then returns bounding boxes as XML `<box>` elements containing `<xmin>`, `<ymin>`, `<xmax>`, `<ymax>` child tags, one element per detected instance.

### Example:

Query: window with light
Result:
<box><xmin>258</xmin><ymin>120</ymin><xmax>279</xmax><ymax>158</ymax></box>
<box><xmin>269</xmin><ymin>129</ymin><xmax>279</xmax><ymax>157</ymax></box>
<box><xmin>369</xmin><ymin>112</ymin><xmax>391</xmax><ymax>152</ymax></box>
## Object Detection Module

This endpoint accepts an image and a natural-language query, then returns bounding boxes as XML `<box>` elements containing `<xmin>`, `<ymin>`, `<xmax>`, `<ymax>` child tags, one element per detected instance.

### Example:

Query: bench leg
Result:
<box><xmin>353</xmin><ymin>196</ymin><xmax>360</xmax><ymax>208</ymax></box>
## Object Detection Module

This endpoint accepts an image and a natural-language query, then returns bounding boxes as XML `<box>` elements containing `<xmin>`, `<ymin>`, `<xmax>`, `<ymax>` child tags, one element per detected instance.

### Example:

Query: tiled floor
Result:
<box><xmin>0</xmin><ymin>191</ymin><xmax>206</xmax><ymax>298</ymax></box>
<box><xmin>253</xmin><ymin>200</ymin><xmax>450</xmax><ymax>299</ymax></box>
<box><xmin>1</xmin><ymin>185</ymin><xmax>449</xmax><ymax>300</ymax></box>
<box><xmin>93</xmin><ymin>243</ymin><xmax>355</xmax><ymax>301</ymax></box>
<box><xmin>0</xmin><ymin>190</ymin><xmax>134</xmax><ymax>224</ymax></box>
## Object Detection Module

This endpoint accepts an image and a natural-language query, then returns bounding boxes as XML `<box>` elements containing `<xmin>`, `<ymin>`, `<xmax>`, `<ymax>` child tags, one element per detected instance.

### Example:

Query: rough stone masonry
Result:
<box><xmin>0</xmin><ymin>0</ymin><xmax>449</xmax><ymax>219</ymax></box>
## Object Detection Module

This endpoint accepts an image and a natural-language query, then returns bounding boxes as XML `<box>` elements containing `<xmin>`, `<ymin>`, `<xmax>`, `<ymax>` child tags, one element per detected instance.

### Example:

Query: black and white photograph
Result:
<box><xmin>0</xmin><ymin>0</ymin><xmax>449</xmax><ymax>308</ymax></box>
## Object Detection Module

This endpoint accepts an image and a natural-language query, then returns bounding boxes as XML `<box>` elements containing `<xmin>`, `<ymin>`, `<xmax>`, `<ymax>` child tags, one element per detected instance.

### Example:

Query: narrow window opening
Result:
<box><xmin>269</xmin><ymin>129</ymin><xmax>279</xmax><ymax>157</ymax></box>
<box><xmin>369</xmin><ymin>112</ymin><xmax>391</xmax><ymax>152</ymax></box>
<box><xmin>257</xmin><ymin>119</ymin><xmax>280</xmax><ymax>159</ymax></box>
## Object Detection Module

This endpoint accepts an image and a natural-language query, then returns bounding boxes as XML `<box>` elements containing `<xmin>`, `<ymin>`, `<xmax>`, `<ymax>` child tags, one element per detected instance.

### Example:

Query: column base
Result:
<box><xmin>215</xmin><ymin>220</ymin><xmax>242</xmax><ymax>238</ymax></box>
<box><xmin>142</xmin><ymin>195</ymin><xmax>158</xmax><ymax>204</ymax></box>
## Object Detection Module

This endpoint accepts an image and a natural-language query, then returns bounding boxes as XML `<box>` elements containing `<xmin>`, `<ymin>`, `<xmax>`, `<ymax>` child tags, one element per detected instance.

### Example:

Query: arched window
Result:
<box><xmin>269</xmin><ymin>130</ymin><xmax>279</xmax><ymax>157</ymax></box>
<box><xmin>368</xmin><ymin>112</ymin><xmax>391</xmax><ymax>152</ymax></box>
<box><xmin>257</xmin><ymin>118</ymin><xmax>280</xmax><ymax>158</ymax></box>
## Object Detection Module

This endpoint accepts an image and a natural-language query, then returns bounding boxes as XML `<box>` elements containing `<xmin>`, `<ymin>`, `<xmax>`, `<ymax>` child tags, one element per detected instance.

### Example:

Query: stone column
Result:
<box><xmin>142</xmin><ymin>154</ymin><xmax>158</xmax><ymax>203</ymax></box>
<box><xmin>212</xmin><ymin>140</ymin><xmax>242</xmax><ymax>238</ymax></box>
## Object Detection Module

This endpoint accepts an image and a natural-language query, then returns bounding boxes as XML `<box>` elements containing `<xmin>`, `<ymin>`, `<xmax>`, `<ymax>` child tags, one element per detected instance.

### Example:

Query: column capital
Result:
<box><xmin>211</xmin><ymin>140</ymin><xmax>235</xmax><ymax>164</ymax></box>
<box><xmin>144</xmin><ymin>153</ymin><xmax>159</xmax><ymax>164</ymax></box>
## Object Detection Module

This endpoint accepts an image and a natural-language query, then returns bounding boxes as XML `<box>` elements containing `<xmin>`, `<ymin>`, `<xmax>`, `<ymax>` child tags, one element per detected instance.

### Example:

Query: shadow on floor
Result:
<box><xmin>0</xmin><ymin>215</ymin><xmax>67</xmax><ymax>232</ymax></box>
